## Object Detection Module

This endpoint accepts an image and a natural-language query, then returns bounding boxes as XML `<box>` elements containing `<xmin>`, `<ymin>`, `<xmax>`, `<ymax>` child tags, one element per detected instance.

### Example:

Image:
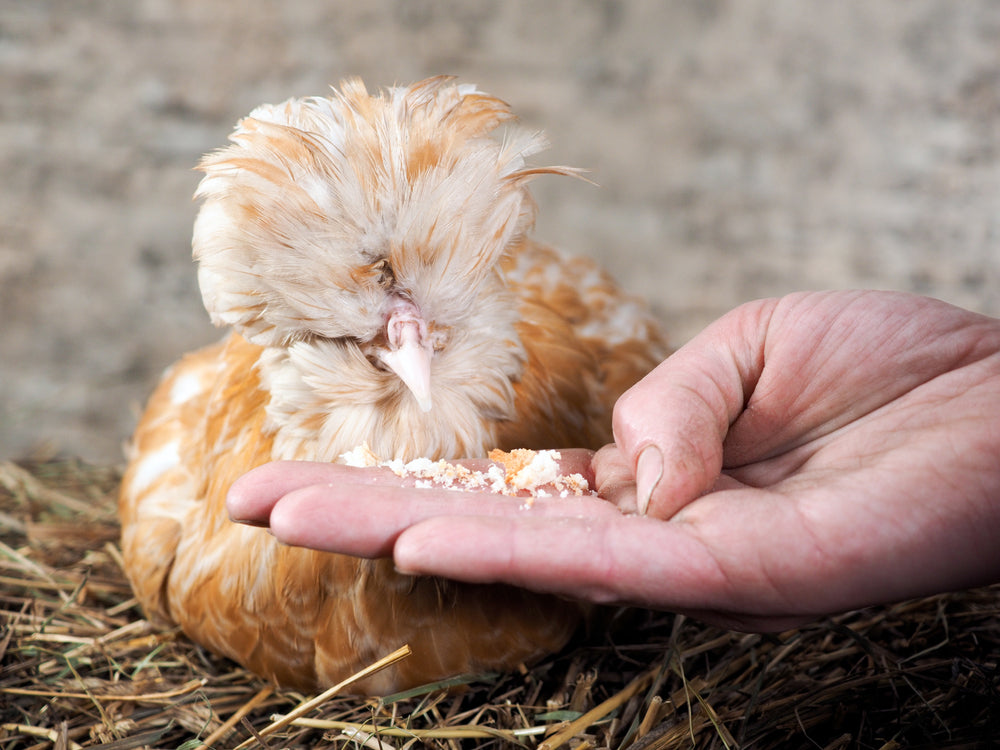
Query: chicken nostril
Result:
<box><xmin>388</xmin><ymin>319</ymin><xmax>423</xmax><ymax>351</ymax></box>
<box><xmin>383</xmin><ymin>297</ymin><xmax>428</xmax><ymax>348</ymax></box>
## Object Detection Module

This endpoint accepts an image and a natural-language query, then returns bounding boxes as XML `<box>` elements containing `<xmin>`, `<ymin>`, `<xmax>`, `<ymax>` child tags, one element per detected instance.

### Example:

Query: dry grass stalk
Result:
<box><xmin>2</xmin><ymin>458</ymin><xmax>999</xmax><ymax>749</ymax></box>
<box><xmin>232</xmin><ymin>646</ymin><xmax>413</xmax><ymax>750</ymax></box>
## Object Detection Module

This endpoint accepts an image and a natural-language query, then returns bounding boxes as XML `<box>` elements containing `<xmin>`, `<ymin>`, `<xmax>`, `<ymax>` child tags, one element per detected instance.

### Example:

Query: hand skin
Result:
<box><xmin>228</xmin><ymin>291</ymin><xmax>1000</xmax><ymax>631</ymax></box>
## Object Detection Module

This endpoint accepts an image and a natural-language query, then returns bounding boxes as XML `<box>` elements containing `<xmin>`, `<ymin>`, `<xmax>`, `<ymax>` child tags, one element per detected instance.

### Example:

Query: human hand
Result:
<box><xmin>228</xmin><ymin>291</ymin><xmax>1000</xmax><ymax>630</ymax></box>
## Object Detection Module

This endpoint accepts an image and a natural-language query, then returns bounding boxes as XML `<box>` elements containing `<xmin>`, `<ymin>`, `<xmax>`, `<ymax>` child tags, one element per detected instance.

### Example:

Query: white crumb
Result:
<box><xmin>403</xmin><ymin>457</ymin><xmax>436</xmax><ymax>474</ymax></box>
<box><xmin>339</xmin><ymin>443</ymin><xmax>381</xmax><ymax>468</ymax></box>
<box><xmin>506</xmin><ymin>450</ymin><xmax>561</xmax><ymax>492</ymax></box>
<box><xmin>338</xmin><ymin>443</ymin><xmax>592</xmax><ymax>500</ymax></box>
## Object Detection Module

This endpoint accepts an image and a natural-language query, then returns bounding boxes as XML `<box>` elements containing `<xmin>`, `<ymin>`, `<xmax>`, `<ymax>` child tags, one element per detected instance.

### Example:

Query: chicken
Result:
<box><xmin>118</xmin><ymin>76</ymin><xmax>668</xmax><ymax>694</ymax></box>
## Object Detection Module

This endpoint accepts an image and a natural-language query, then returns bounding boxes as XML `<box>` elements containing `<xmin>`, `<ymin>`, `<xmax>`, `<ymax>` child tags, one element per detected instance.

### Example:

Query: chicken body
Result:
<box><xmin>119</xmin><ymin>77</ymin><xmax>667</xmax><ymax>694</ymax></box>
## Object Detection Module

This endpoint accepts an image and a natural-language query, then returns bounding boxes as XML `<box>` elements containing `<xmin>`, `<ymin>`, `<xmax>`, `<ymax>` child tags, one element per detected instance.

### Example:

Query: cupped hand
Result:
<box><xmin>228</xmin><ymin>291</ymin><xmax>1000</xmax><ymax>630</ymax></box>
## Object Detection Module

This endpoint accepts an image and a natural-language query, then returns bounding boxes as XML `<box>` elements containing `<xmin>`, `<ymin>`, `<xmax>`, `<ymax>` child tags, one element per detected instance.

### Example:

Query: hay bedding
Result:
<box><xmin>1</xmin><ymin>460</ymin><xmax>998</xmax><ymax>750</ymax></box>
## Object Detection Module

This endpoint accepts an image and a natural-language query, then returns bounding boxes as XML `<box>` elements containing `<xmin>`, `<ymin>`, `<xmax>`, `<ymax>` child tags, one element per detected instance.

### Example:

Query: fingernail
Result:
<box><xmin>229</xmin><ymin>517</ymin><xmax>270</xmax><ymax>528</ymax></box>
<box><xmin>636</xmin><ymin>444</ymin><xmax>663</xmax><ymax>516</ymax></box>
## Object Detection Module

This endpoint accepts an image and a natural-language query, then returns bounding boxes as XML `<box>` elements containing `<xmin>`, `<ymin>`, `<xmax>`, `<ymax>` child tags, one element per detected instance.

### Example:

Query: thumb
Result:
<box><xmin>612</xmin><ymin>299</ymin><xmax>775</xmax><ymax>518</ymax></box>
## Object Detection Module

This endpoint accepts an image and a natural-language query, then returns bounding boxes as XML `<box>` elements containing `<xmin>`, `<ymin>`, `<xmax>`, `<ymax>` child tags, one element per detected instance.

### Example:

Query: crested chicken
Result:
<box><xmin>118</xmin><ymin>76</ymin><xmax>668</xmax><ymax>694</ymax></box>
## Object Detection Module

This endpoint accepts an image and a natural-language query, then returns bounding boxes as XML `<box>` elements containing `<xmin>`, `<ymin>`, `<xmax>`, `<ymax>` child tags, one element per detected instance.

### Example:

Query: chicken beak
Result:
<box><xmin>379</xmin><ymin>315</ymin><xmax>434</xmax><ymax>412</ymax></box>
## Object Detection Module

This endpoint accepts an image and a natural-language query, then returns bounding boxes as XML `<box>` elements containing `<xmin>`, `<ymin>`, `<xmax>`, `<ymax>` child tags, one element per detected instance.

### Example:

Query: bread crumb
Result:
<box><xmin>338</xmin><ymin>443</ymin><xmax>590</xmax><ymax>498</ymax></box>
<box><xmin>488</xmin><ymin>449</ymin><xmax>589</xmax><ymax>497</ymax></box>
<box><xmin>339</xmin><ymin>443</ymin><xmax>381</xmax><ymax>468</ymax></box>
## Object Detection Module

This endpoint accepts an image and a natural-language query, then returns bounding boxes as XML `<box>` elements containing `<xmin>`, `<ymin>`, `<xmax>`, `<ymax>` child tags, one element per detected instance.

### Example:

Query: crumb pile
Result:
<box><xmin>339</xmin><ymin>444</ymin><xmax>590</xmax><ymax>499</ymax></box>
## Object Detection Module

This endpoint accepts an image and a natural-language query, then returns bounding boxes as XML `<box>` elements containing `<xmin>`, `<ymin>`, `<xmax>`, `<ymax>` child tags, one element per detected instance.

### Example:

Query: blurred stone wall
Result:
<box><xmin>3</xmin><ymin>1</ymin><xmax>998</xmax><ymax>462</ymax></box>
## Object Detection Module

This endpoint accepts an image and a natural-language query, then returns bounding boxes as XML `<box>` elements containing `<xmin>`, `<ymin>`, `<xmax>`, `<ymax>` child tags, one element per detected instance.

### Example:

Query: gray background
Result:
<box><xmin>3</xmin><ymin>1</ymin><xmax>998</xmax><ymax>463</ymax></box>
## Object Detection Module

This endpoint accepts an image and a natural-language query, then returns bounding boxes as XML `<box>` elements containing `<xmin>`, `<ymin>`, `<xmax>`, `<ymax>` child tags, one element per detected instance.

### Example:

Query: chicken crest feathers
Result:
<box><xmin>193</xmin><ymin>76</ymin><xmax>579</xmax><ymax>348</ymax></box>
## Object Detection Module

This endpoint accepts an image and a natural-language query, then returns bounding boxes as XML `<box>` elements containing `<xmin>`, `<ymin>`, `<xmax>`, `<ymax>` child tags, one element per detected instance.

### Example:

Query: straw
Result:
<box><xmin>3</xmin><ymin>458</ymin><xmax>1000</xmax><ymax>749</ymax></box>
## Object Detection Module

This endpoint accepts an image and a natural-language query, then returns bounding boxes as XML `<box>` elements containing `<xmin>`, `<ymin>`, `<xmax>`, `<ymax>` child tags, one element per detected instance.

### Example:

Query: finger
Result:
<box><xmin>267</xmin><ymin>483</ymin><xmax>620</xmax><ymax>558</ymax></box>
<box><xmin>612</xmin><ymin>299</ymin><xmax>776</xmax><ymax>519</ymax></box>
<box><xmin>391</xmin><ymin>507</ymin><xmax>814</xmax><ymax>632</ymax></box>
<box><xmin>227</xmin><ymin>449</ymin><xmax>597</xmax><ymax>526</ymax></box>
<box><xmin>227</xmin><ymin>460</ymin><xmax>355</xmax><ymax>524</ymax></box>
<box><xmin>592</xmin><ymin>443</ymin><xmax>637</xmax><ymax>512</ymax></box>
<box><xmin>391</xmin><ymin>512</ymin><xmax>727</xmax><ymax>608</ymax></box>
